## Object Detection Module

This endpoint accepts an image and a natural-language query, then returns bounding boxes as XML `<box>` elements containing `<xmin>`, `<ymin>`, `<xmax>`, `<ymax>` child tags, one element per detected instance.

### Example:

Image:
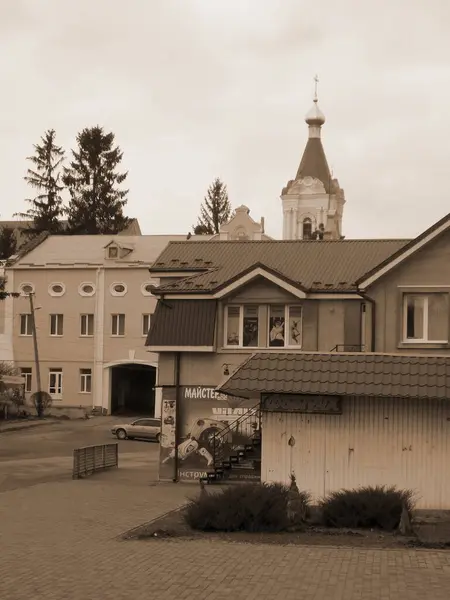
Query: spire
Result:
<box><xmin>305</xmin><ymin>74</ymin><xmax>326</xmax><ymax>133</ymax></box>
<box><xmin>295</xmin><ymin>75</ymin><xmax>331</xmax><ymax>190</ymax></box>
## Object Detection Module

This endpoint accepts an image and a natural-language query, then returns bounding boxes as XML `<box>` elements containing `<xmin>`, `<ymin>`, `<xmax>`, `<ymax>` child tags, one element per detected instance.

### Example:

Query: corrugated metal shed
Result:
<box><xmin>218</xmin><ymin>352</ymin><xmax>450</xmax><ymax>400</ymax></box>
<box><xmin>146</xmin><ymin>300</ymin><xmax>217</xmax><ymax>347</ymax></box>
<box><xmin>262</xmin><ymin>396</ymin><xmax>450</xmax><ymax>509</ymax></box>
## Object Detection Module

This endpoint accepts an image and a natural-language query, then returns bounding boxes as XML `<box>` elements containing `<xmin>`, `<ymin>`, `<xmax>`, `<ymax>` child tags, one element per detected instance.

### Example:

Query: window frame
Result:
<box><xmin>48</xmin><ymin>369</ymin><xmax>63</xmax><ymax>399</ymax></box>
<box><xmin>80</xmin><ymin>368</ymin><xmax>92</xmax><ymax>394</ymax></box>
<box><xmin>21</xmin><ymin>367</ymin><xmax>32</xmax><ymax>393</ymax></box>
<box><xmin>19</xmin><ymin>313</ymin><xmax>33</xmax><ymax>336</ymax></box>
<box><xmin>142</xmin><ymin>313</ymin><xmax>151</xmax><ymax>337</ymax></box>
<box><xmin>80</xmin><ymin>313</ymin><xmax>94</xmax><ymax>337</ymax></box>
<box><xmin>268</xmin><ymin>304</ymin><xmax>303</xmax><ymax>349</ymax></box>
<box><xmin>224</xmin><ymin>305</ymin><xmax>260</xmax><ymax>348</ymax></box>
<box><xmin>110</xmin><ymin>282</ymin><xmax>127</xmax><ymax>297</ymax></box>
<box><xmin>111</xmin><ymin>313</ymin><xmax>126</xmax><ymax>336</ymax></box>
<box><xmin>49</xmin><ymin>313</ymin><xmax>64</xmax><ymax>337</ymax></box>
<box><xmin>223</xmin><ymin>304</ymin><xmax>303</xmax><ymax>349</ymax></box>
<box><xmin>402</xmin><ymin>293</ymin><xmax>448</xmax><ymax>343</ymax></box>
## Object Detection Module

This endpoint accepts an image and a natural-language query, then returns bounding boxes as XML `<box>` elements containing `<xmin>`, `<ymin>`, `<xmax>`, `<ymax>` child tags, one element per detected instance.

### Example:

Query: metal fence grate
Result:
<box><xmin>72</xmin><ymin>443</ymin><xmax>119</xmax><ymax>479</ymax></box>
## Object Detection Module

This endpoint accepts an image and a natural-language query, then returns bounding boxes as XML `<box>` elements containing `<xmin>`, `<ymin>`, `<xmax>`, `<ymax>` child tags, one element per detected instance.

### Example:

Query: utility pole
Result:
<box><xmin>28</xmin><ymin>292</ymin><xmax>43</xmax><ymax>417</ymax></box>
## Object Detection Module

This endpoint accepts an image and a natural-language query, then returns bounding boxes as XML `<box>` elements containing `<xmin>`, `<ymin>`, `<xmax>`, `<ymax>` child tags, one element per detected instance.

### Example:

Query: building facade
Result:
<box><xmin>145</xmin><ymin>211</ymin><xmax>450</xmax><ymax>507</ymax></box>
<box><xmin>4</xmin><ymin>233</ymin><xmax>196</xmax><ymax>416</ymax></box>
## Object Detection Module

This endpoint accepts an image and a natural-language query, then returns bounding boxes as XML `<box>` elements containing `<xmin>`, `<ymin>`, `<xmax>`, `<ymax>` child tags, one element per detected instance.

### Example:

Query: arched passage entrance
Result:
<box><xmin>107</xmin><ymin>361</ymin><xmax>157</xmax><ymax>416</ymax></box>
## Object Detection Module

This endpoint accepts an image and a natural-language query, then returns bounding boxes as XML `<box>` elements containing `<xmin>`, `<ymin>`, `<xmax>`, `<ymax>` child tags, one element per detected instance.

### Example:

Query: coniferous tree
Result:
<box><xmin>0</xmin><ymin>227</ymin><xmax>17</xmax><ymax>260</ymax></box>
<box><xmin>193</xmin><ymin>178</ymin><xmax>232</xmax><ymax>235</ymax></box>
<box><xmin>63</xmin><ymin>126</ymin><xmax>129</xmax><ymax>234</ymax></box>
<box><xmin>14</xmin><ymin>129</ymin><xmax>65</xmax><ymax>234</ymax></box>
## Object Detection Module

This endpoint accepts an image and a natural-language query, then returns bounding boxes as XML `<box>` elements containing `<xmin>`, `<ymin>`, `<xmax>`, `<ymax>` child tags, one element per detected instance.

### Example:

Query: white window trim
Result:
<box><xmin>21</xmin><ymin>369</ymin><xmax>32</xmax><ymax>393</ymax></box>
<box><xmin>111</xmin><ymin>313</ymin><xmax>125</xmax><ymax>336</ymax></box>
<box><xmin>48</xmin><ymin>282</ymin><xmax>66</xmax><ymax>297</ymax></box>
<box><xmin>223</xmin><ymin>304</ymin><xmax>304</xmax><ymax>349</ymax></box>
<box><xmin>80</xmin><ymin>314</ymin><xmax>94</xmax><ymax>337</ymax></box>
<box><xmin>142</xmin><ymin>313</ymin><xmax>151</xmax><ymax>337</ymax></box>
<box><xmin>80</xmin><ymin>369</ymin><xmax>92</xmax><ymax>394</ymax></box>
<box><xmin>267</xmin><ymin>305</ymin><xmax>303</xmax><ymax>349</ymax></box>
<box><xmin>107</xmin><ymin>244</ymin><xmax>120</xmax><ymax>259</ymax></box>
<box><xmin>48</xmin><ymin>370</ymin><xmax>63</xmax><ymax>400</ymax></box>
<box><xmin>110</xmin><ymin>282</ymin><xmax>127</xmax><ymax>297</ymax></box>
<box><xmin>19</xmin><ymin>313</ymin><xmax>33</xmax><ymax>336</ymax></box>
<box><xmin>78</xmin><ymin>282</ymin><xmax>96</xmax><ymax>297</ymax></box>
<box><xmin>141</xmin><ymin>279</ymin><xmax>159</xmax><ymax>296</ymax></box>
<box><xmin>49</xmin><ymin>314</ymin><xmax>64</xmax><ymax>337</ymax></box>
<box><xmin>19</xmin><ymin>282</ymin><xmax>35</xmax><ymax>296</ymax></box>
<box><xmin>402</xmin><ymin>294</ymin><xmax>448</xmax><ymax>344</ymax></box>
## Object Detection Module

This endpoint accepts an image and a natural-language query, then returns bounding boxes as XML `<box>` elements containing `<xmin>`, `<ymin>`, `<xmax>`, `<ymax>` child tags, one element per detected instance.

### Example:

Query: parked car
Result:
<box><xmin>111</xmin><ymin>418</ymin><xmax>161</xmax><ymax>442</ymax></box>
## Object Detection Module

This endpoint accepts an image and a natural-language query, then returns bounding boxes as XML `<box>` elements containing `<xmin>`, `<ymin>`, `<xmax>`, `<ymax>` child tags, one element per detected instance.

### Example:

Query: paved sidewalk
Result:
<box><xmin>0</xmin><ymin>417</ymin><xmax>60</xmax><ymax>433</ymax></box>
<box><xmin>1</xmin><ymin>476</ymin><xmax>450</xmax><ymax>599</ymax></box>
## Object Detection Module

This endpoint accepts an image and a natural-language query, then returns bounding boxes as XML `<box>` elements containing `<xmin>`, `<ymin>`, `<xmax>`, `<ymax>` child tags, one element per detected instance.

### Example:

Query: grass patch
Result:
<box><xmin>319</xmin><ymin>485</ymin><xmax>415</xmax><ymax>532</ymax></box>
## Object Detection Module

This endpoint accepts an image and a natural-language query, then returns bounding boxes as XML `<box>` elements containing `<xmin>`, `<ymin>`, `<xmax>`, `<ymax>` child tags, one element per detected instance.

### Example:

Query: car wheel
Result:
<box><xmin>116</xmin><ymin>428</ymin><xmax>127</xmax><ymax>440</ymax></box>
<box><xmin>155</xmin><ymin>433</ymin><xmax>161</xmax><ymax>443</ymax></box>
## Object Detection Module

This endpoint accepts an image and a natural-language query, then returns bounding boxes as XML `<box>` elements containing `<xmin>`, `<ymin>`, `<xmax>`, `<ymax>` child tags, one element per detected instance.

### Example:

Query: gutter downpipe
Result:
<box><xmin>357</xmin><ymin>289</ymin><xmax>376</xmax><ymax>352</ymax></box>
<box><xmin>173</xmin><ymin>351</ymin><xmax>181</xmax><ymax>483</ymax></box>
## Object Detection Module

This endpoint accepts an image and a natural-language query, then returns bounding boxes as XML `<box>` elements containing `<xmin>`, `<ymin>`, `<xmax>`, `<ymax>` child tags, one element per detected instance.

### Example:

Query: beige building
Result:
<box><xmin>3</xmin><ymin>233</ymin><xmax>196</xmax><ymax>416</ymax></box>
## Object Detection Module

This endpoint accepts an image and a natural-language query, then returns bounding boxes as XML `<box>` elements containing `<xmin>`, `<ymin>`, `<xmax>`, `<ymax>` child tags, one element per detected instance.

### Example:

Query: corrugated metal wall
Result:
<box><xmin>262</xmin><ymin>396</ymin><xmax>450</xmax><ymax>509</ymax></box>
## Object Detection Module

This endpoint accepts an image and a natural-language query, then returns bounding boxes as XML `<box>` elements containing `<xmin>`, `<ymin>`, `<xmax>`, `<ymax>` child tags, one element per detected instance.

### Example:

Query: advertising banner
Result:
<box><xmin>159</xmin><ymin>386</ymin><xmax>260</xmax><ymax>482</ymax></box>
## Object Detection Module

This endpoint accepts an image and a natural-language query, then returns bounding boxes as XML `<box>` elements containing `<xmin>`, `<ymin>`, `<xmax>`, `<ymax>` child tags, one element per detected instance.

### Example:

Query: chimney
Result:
<box><xmin>260</xmin><ymin>216</ymin><xmax>265</xmax><ymax>233</ymax></box>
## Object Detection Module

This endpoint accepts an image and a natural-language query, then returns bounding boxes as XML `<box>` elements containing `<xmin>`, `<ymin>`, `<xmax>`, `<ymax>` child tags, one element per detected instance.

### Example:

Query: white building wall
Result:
<box><xmin>262</xmin><ymin>396</ymin><xmax>450</xmax><ymax>509</ymax></box>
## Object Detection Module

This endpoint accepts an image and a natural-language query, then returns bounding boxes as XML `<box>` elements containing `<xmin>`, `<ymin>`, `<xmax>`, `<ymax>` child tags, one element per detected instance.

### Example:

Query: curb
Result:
<box><xmin>0</xmin><ymin>420</ymin><xmax>60</xmax><ymax>434</ymax></box>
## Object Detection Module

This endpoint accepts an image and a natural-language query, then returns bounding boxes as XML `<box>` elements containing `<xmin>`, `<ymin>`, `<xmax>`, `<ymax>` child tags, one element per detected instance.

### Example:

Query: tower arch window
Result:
<box><xmin>302</xmin><ymin>218</ymin><xmax>313</xmax><ymax>240</ymax></box>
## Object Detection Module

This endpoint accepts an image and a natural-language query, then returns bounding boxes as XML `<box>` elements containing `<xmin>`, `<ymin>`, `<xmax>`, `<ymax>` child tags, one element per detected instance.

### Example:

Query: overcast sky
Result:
<box><xmin>1</xmin><ymin>0</ymin><xmax>449</xmax><ymax>239</ymax></box>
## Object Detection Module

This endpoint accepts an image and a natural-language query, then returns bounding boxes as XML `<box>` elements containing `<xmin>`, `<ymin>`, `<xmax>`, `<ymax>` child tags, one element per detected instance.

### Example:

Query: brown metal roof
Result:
<box><xmin>295</xmin><ymin>138</ymin><xmax>332</xmax><ymax>193</ymax></box>
<box><xmin>150</xmin><ymin>239</ymin><xmax>410</xmax><ymax>293</ymax></box>
<box><xmin>145</xmin><ymin>300</ymin><xmax>217</xmax><ymax>347</ymax></box>
<box><xmin>217</xmin><ymin>352</ymin><xmax>450</xmax><ymax>400</ymax></box>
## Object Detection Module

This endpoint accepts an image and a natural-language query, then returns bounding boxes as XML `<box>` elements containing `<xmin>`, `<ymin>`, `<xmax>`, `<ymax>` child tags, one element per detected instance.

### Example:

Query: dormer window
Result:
<box><xmin>108</xmin><ymin>246</ymin><xmax>119</xmax><ymax>259</ymax></box>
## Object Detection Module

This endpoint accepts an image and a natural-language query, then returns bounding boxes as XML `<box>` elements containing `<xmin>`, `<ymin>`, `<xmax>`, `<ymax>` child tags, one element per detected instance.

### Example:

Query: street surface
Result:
<box><xmin>0</xmin><ymin>416</ymin><xmax>159</xmax><ymax>491</ymax></box>
<box><xmin>1</xmin><ymin>418</ymin><xmax>450</xmax><ymax>599</ymax></box>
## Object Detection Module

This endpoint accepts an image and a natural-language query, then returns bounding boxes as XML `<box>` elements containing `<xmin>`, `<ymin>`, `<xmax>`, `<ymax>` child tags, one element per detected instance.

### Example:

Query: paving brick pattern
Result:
<box><xmin>1</xmin><ymin>478</ymin><xmax>450</xmax><ymax>599</ymax></box>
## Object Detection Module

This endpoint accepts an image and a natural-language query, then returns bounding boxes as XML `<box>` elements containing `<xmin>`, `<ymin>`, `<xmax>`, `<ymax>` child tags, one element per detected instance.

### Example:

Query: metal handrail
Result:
<box><xmin>330</xmin><ymin>344</ymin><xmax>365</xmax><ymax>352</ymax></box>
<box><xmin>212</xmin><ymin>402</ymin><xmax>261</xmax><ymax>468</ymax></box>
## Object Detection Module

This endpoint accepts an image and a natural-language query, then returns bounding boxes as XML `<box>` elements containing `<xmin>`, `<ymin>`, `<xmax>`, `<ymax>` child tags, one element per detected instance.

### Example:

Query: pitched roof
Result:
<box><xmin>146</xmin><ymin>300</ymin><xmax>216</xmax><ymax>349</ymax></box>
<box><xmin>295</xmin><ymin>138</ymin><xmax>332</xmax><ymax>193</ymax></box>
<box><xmin>217</xmin><ymin>352</ymin><xmax>450</xmax><ymax>400</ymax></box>
<box><xmin>150</xmin><ymin>239</ymin><xmax>409</xmax><ymax>293</ymax></box>
<box><xmin>357</xmin><ymin>211</ymin><xmax>450</xmax><ymax>289</ymax></box>
<box><xmin>9</xmin><ymin>234</ymin><xmax>212</xmax><ymax>267</ymax></box>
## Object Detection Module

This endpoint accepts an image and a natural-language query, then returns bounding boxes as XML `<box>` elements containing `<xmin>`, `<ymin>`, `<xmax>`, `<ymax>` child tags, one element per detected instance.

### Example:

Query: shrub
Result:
<box><xmin>319</xmin><ymin>485</ymin><xmax>416</xmax><ymax>532</ymax></box>
<box><xmin>185</xmin><ymin>482</ymin><xmax>310</xmax><ymax>532</ymax></box>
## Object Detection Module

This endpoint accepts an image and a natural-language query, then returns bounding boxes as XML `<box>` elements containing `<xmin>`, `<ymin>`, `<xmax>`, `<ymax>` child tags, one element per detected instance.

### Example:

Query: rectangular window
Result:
<box><xmin>21</xmin><ymin>367</ymin><xmax>32</xmax><ymax>393</ymax></box>
<box><xmin>20</xmin><ymin>313</ymin><xmax>32</xmax><ymax>336</ymax></box>
<box><xmin>48</xmin><ymin>369</ymin><xmax>63</xmax><ymax>399</ymax></box>
<box><xmin>142</xmin><ymin>314</ymin><xmax>151</xmax><ymax>337</ymax></box>
<box><xmin>80</xmin><ymin>314</ymin><xmax>94</xmax><ymax>336</ymax></box>
<box><xmin>403</xmin><ymin>293</ymin><xmax>448</xmax><ymax>343</ymax></box>
<box><xmin>80</xmin><ymin>368</ymin><xmax>92</xmax><ymax>393</ymax></box>
<box><xmin>111</xmin><ymin>314</ymin><xmax>125</xmax><ymax>336</ymax></box>
<box><xmin>50</xmin><ymin>314</ymin><xmax>64</xmax><ymax>336</ymax></box>
<box><xmin>269</xmin><ymin>305</ymin><xmax>303</xmax><ymax>347</ymax></box>
<box><xmin>225</xmin><ymin>305</ymin><xmax>259</xmax><ymax>347</ymax></box>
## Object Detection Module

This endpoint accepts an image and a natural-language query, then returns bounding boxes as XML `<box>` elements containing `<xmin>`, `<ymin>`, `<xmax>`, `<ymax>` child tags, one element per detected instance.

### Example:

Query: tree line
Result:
<box><xmin>0</xmin><ymin>125</ymin><xmax>235</xmax><ymax>260</ymax></box>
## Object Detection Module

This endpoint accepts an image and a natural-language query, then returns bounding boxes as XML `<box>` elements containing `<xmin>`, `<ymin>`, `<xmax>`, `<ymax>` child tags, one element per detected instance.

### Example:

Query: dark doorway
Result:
<box><xmin>110</xmin><ymin>364</ymin><xmax>156</xmax><ymax>416</ymax></box>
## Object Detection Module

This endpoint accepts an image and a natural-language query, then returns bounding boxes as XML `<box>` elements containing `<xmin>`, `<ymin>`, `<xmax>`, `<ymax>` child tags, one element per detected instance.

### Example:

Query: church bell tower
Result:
<box><xmin>281</xmin><ymin>76</ymin><xmax>345</xmax><ymax>240</ymax></box>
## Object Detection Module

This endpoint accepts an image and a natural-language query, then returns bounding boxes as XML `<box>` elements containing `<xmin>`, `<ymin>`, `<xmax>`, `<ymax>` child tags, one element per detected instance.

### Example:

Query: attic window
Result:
<box><xmin>19</xmin><ymin>283</ymin><xmax>34</xmax><ymax>296</ymax></box>
<box><xmin>110</xmin><ymin>282</ymin><xmax>127</xmax><ymax>297</ymax></box>
<box><xmin>49</xmin><ymin>283</ymin><xmax>66</xmax><ymax>297</ymax></box>
<box><xmin>141</xmin><ymin>280</ymin><xmax>159</xmax><ymax>296</ymax></box>
<box><xmin>79</xmin><ymin>282</ymin><xmax>96</xmax><ymax>297</ymax></box>
<box><xmin>108</xmin><ymin>246</ymin><xmax>119</xmax><ymax>259</ymax></box>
